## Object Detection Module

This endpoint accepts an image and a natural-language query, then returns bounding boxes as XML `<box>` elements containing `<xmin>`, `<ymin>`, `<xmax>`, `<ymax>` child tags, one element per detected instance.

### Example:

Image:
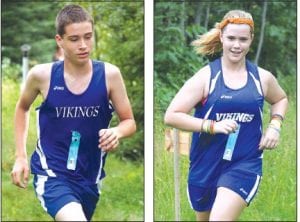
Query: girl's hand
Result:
<box><xmin>213</xmin><ymin>119</ymin><xmax>238</xmax><ymax>134</ymax></box>
<box><xmin>259</xmin><ymin>127</ymin><xmax>280</xmax><ymax>150</ymax></box>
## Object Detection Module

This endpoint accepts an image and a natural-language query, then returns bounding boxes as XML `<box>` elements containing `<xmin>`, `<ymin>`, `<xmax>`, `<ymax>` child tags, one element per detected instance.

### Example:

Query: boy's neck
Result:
<box><xmin>64</xmin><ymin>59</ymin><xmax>92</xmax><ymax>77</ymax></box>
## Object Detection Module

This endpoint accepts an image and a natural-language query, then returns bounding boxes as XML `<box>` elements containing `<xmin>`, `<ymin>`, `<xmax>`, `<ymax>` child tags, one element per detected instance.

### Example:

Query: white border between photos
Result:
<box><xmin>145</xmin><ymin>1</ymin><xmax>153</xmax><ymax>221</ymax></box>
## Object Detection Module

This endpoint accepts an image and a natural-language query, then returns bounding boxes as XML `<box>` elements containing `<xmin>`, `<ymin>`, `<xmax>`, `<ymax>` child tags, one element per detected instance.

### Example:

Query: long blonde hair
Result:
<box><xmin>192</xmin><ymin>10</ymin><xmax>254</xmax><ymax>56</ymax></box>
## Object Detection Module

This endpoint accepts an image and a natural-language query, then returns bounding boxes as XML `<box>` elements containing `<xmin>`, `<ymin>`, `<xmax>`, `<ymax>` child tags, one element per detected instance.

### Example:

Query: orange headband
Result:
<box><xmin>219</xmin><ymin>18</ymin><xmax>254</xmax><ymax>30</ymax></box>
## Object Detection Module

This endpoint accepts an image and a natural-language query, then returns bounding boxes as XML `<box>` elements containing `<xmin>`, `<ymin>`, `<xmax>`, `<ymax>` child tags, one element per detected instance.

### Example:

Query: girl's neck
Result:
<box><xmin>221</xmin><ymin>56</ymin><xmax>246</xmax><ymax>73</ymax></box>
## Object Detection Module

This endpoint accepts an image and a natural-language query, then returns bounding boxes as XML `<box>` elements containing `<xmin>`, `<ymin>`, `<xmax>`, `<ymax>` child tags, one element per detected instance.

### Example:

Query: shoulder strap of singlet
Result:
<box><xmin>207</xmin><ymin>57</ymin><xmax>222</xmax><ymax>96</ymax></box>
<box><xmin>208</xmin><ymin>57</ymin><xmax>222</xmax><ymax>78</ymax></box>
<box><xmin>50</xmin><ymin>60</ymin><xmax>63</xmax><ymax>84</ymax></box>
<box><xmin>92</xmin><ymin>60</ymin><xmax>105</xmax><ymax>84</ymax></box>
<box><xmin>92</xmin><ymin>60</ymin><xmax>115</xmax><ymax>114</ymax></box>
<box><xmin>49</xmin><ymin>61</ymin><xmax>63</xmax><ymax>90</ymax></box>
<box><xmin>195</xmin><ymin>58</ymin><xmax>222</xmax><ymax>108</ymax></box>
<box><xmin>246</xmin><ymin>59</ymin><xmax>264</xmax><ymax>96</ymax></box>
<box><xmin>51</xmin><ymin>60</ymin><xmax>63</xmax><ymax>77</ymax></box>
<box><xmin>246</xmin><ymin>59</ymin><xmax>259</xmax><ymax>78</ymax></box>
<box><xmin>38</xmin><ymin>61</ymin><xmax>63</xmax><ymax>106</ymax></box>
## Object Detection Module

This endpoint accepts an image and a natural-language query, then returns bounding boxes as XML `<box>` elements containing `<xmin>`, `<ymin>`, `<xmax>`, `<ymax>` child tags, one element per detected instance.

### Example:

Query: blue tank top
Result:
<box><xmin>188</xmin><ymin>57</ymin><xmax>264</xmax><ymax>187</ymax></box>
<box><xmin>30</xmin><ymin>60</ymin><xmax>113</xmax><ymax>185</ymax></box>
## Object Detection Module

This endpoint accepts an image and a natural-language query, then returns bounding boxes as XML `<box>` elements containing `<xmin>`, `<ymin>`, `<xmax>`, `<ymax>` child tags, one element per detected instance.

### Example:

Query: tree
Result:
<box><xmin>2</xmin><ymin>1</ymin><xmax>61</xmax><ymax>64</ymax></box>
<box><xmin>254</xmin><ymin>0</ymin><xmax>268</xmax><ymax>65</ymax></box>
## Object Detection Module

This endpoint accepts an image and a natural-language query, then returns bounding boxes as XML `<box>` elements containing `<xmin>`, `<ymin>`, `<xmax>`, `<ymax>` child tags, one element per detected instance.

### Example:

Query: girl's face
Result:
<box><xmin>220</xmin><ymin>23</ymin><xmax>253</xmax><ymax>63</ymax></box>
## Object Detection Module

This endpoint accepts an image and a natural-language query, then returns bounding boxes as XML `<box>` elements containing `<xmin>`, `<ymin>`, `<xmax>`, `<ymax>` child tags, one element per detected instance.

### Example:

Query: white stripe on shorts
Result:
<box><xmin>95</xmin><ymin>150</ymin><xmax>106</xmax><ymax>184</ymax></box>
<box><xmin>36</xmin><ymin>143</ymin><xmax>56</xmax><ymax>177</ymax></box>
<box><xmin>35</xmin><ymin>109</ymin><xmax>56</xmax><ymax>177</ymax></box>
<box><xmin>246</xmin><ymin>175</ymin><xmax>261</xmax><ymax>203</ymax></box>
<box><xmin>35</xmin><ymin>175</ymin><xmax>48</xmax><ymax>212</ymax></box>
<box><xmin>186</xmin><ymin>185</ymin><xmax>194</xmax><ymax>210</ymax></box>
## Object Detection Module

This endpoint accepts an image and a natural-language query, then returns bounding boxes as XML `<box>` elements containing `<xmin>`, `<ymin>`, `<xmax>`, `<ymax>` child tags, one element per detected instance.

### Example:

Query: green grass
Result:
<box><xmin>2</xmin><ymin>78</ymin><xmax>144</xmax><ymax>221</ymax></box>
<box><xmin>154</xmin><ymin>95</ymin><xmax>296</xmax><ymax>221</ymax></box>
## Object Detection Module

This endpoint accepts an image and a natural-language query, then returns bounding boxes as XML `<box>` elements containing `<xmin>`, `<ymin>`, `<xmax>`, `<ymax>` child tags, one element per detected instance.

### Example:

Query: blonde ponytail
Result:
<box><xmin>191</xmin><ymin>23</ymin><xmax>222</xmax><ymax>56</ymax></box>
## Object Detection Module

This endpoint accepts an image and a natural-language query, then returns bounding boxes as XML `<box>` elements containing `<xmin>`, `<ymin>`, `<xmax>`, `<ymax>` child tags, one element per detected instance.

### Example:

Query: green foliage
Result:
<box><xmin>256</xmin><ymin>2</ymin><xmax>296</xmax><ymax>78</ymax></box>
<box><xmin>2</xmin><ymin>57</ymin><xmax>21</xmax><ymax>81</ymax></box>
<box><xmin>155</xmin><ymin>2</ymin><xmax>207</xmax><ymax>114</ymax></box>
<box><xmin>155</xmin><ymin>2</ymin><xmax>296</xmax><ymax>116</ymax></box>
<box><xmin>1</xmin><ymin>78</ymin><xmax>144</xmax><ymax>221</ymax></box>
<box><xmin>277</xmin><ymin>72</ymin><xmax>296</xmax><ymax>102</ymax></box>
<box><xmin>2</xmin><ymin>1</ymin><xmax>60</xmax><ymax>64</ymax></box>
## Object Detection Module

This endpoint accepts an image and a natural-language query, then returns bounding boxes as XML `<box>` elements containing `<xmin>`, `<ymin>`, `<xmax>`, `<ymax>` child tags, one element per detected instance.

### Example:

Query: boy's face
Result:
<box><xmin>56</xmin><ymin>21</ymin><xmax>93</xmax><ymax>65</ymax></box>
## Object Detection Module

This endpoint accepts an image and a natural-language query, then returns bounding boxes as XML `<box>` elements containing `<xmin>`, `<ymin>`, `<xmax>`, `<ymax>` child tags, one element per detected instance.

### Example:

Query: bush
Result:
<box><xmin>2</xmin><ymin>57</ymin><xmax>22</xmax><ymax>81</ymax></box>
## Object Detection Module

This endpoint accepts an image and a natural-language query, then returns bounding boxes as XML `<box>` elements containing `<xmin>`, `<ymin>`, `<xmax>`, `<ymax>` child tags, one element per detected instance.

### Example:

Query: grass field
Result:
<box><xmin>154</xmin><ymin>88</ymin><xmax>296</xmax><ymax>220</ymax></box>
<box><xmin>1</xmin><ymin>78</ymin><xmax>144</xmax><ymax>221</ymax></box>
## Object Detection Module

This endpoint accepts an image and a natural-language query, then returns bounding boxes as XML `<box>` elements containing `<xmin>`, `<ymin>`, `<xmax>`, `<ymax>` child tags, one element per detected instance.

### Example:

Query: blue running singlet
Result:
<box><xmin>188</xmin><ymin>57</ymin><xmax>264</xmax><ymax>188</ymax></box>
<box><xmin>30</xmin><ymin>60</ymin><xmax>114</xmax><ymax>185</ymax></box>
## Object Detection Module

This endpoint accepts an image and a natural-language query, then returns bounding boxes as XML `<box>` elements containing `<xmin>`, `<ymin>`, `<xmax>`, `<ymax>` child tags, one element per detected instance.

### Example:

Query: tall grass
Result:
<box><xmin>154</xmin><ymin>77</ymin><xmax>296</xmax><ymax>221</ymax></box>
<box><xmin>2</xmin><ymin>78</ymin><xmax>144</xmax><ymax>221</ymax></box>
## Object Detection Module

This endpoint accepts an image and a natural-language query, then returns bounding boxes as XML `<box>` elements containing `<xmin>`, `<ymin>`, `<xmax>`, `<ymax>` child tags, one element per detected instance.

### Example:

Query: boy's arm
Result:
<box><xmin>98</xmin><ymin>63</ymin><xmax>136</xmax><ymax>152</ymax></box>
<box><xmin>11</xmin><ymin>66</ymin><xmax>43</xmax><ymax>188</ymax></box>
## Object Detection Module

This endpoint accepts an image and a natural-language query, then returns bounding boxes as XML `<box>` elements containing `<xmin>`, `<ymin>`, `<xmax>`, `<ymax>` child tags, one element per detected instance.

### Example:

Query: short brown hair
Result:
<box><xmin>56</xmin><ymin>4</ymin><xmax>94</xmax><ymax>36</ymax></box>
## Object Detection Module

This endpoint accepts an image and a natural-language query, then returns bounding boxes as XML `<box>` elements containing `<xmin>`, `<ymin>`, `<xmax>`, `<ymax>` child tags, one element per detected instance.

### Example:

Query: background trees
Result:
<box><xmin>155</xmin><ymin>1</ymin><xmax>296</xmax><ymax>114</ymax></box>
<box><xmin>2</xmin><ymin>2</ymin><xmax>58</xmax><ymax>63</ymax></box>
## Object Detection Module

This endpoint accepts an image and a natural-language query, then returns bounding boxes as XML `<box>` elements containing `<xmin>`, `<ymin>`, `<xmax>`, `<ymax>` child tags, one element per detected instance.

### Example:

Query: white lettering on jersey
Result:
<box><xmin>216</xmin><ymin>112</ymin><xmax>254</xmax><ymax>122</ymax></box>
<box><xmin>220</xmin><ymin>94</ymin><xmax>232</xmax><ymax>99</ymax></box>
<box><xmin>53</xmin><ymin>86</ymin><xmax>64</xmax><ymax>91</ymax></box>
<box><xmin>55</xmin><ymin>106</ymin><xmax>101</xmax><ymax>118</ymax></box>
